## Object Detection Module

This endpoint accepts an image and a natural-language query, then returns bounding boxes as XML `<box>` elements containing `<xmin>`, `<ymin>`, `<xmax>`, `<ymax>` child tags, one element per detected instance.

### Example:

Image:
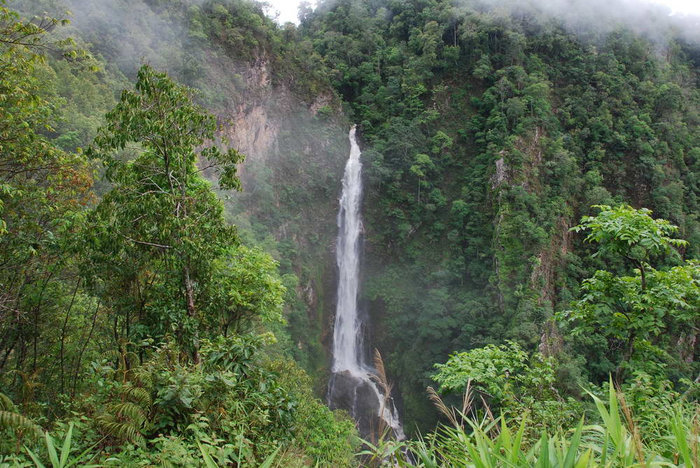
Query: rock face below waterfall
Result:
<box><xmin>328</xmin><ymin>371</ymin><xmax>383</xmax><ymax>438</ymax></box>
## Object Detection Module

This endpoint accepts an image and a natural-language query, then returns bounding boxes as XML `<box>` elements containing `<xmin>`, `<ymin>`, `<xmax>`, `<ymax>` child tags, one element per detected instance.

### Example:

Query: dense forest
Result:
<box><xmin>0</xmin><ymin>0</ymin><xmax>698</xmax><ymax>466</ymax></box>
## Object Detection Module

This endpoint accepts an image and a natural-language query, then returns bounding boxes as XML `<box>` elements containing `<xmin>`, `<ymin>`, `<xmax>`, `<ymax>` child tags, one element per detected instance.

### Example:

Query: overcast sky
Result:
<box><xmin>264</xmin><ymin>0</ymin><xmax>700</xmax><ymax>24</ymax></box>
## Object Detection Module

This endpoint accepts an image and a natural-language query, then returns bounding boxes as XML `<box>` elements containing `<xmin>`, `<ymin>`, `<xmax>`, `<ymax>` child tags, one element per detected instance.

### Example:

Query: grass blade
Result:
<box><xmin>25</xmin><ymin>445</ymin><xmax>46</xmax><ymax>468</ymax></box>
<box><xmin>59</xmin><ymin>423</ymin><xmax>74</xmax><ymax>468</ymax></box>
<box><xmin>45</xmin><ymin>431</ymin><xmax>59</xmax><ymax>468</ymax></box>
<box><xmin>563</xmin><ymin>418</ymin><xmax>584</xmax><ymax>468</ymax></box>
<box><xmin>259</xmin><ymin>446</ymin><xmax>281</xmax><ymax>468</ymax></box>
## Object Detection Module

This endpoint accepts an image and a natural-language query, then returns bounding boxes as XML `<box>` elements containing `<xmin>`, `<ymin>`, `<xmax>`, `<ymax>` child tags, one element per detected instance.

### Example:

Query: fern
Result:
<box><xmin>0</xmin><ymin>392</ymin><xmax>16</xmax><ymax>411</ymax></box>
<box><xmin>96</xmin><ymin>396</ymin><xmax>149</xmax><ymax>445</ymax></box>
<box><xmin>91</xmin><ymin>357</ymin><xmax>154</xmax><ymax>447</ymax></box>
<box><xmin>110</xmin><ymin>402</ymin><xmax>147</xmax><ymax>425</ymax></box>
<box><xmin>97</xmin><ymin>419</ymin><xmax>146</xmax><ymax>446</ymax></box>
<box><xmin>122</xmin><ymin>385</ymin><xmax>152</xmax><ymax>407</ymax></box>
<box><xmin>0</xmin><ymin>393</ymin><xmax>42</xmax><ymax>439</ymax></box>
<box><xmin>0</xmin><ymin>410</ymin><xmax>42</xmax><ymax>438</ymax></box>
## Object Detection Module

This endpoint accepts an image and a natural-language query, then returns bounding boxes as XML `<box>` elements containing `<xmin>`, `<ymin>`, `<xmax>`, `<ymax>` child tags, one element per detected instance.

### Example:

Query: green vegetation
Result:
<box><xmin>362</xmin><ymin>381</ymin><xmax>698</xmax><ymax>467</ymax></box>
<box><xmin>561</xmin><ymin>205</ymin><xmax>698</xmax><ymax>382</ymax></box>
<box><xmin>0</xmin><ymin>0</ymin><xmax>698</xmax><ymax>466</ymax></box>
<box><xmin>300</xmin><ymin>0</ymin><xmax>699</xmax><ymax>432</ymax></box>
<box><xmin>0</xmin><ymin>4</ymin><xmax>356</xmax><ymax>463</ymax></box>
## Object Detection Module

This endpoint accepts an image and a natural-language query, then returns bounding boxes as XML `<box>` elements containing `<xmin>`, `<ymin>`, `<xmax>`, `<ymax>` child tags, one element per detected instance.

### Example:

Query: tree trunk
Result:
<box><xmin>183</xmin><ymin>265</ymin><xmax>200</xmax><ymax>364</ymax></box>
<box><xmin>60</xmin><ymin>279</ymin><xmax>81</xmax><ymax>394</ymax></box>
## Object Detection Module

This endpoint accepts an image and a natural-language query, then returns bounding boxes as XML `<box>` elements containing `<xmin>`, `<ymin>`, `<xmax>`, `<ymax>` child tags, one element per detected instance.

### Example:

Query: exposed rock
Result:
<box><xmin>492</xmin><ymin>156</ymin><xmax>507</xmax><ymax>188</ymax></box>
<box><xmin>328</xmin><ymin>371</ymin><xmax>383</xmax><ymax>439</ymax></box>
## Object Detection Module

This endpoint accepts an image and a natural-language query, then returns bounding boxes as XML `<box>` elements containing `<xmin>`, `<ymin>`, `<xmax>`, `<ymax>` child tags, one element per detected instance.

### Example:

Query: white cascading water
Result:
<box><xmin>331</xmin><ymin>125</ymin><xmax>364</xmax><ymax>375</ymax></box>
<box><xmin>329</xmin><ymin>125</ymin><xmax>405</xmax><ymax>440</ymax></box>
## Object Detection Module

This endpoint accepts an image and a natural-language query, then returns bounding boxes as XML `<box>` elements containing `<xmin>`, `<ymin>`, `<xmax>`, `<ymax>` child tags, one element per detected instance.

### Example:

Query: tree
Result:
<box><xmin>0</xmin><ymin>3</ymin><xmax>93</xmax><ymax>377</ymax></box>
<box><xmin>206</xmin><ymin>245</ymin><xmax>285</xmax><ymax>337</ymax></box>
<box><xmin>432</xmin><ymin>341</ymin><xmax>578</xmax><ymax>431</ymax></box>
<box><xmin>571</xmin><ymin>204</ymin><xmax>688</xmax><ymax>289</ymax></box>
<box><xmin>85</xmin><ymin>65</ymin><xmax>252</xmax><ymax>361</ymax></box>
<box><xmin>560</xmin><ymin>205</ymin><xmax>698</xmax><ymax>382</ymax></box>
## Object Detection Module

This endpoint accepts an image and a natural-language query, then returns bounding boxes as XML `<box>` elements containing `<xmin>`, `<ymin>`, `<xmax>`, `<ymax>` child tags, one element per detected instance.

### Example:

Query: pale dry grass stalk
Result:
<box><xmin>426</xmin><ymin>378</ymin><xmax>498</xmax><ymax>434</ymax></box>
<box><xmin>461</xmin><ymin>379</ymin><xmax>475</xmax><ymax>418</ymax></box>
<box><xmin>479</xmin><ymin>394</ymin><xmax>500</xmax><ymax>437</ymax></box>
<box><xmin>427</xmin><ymin>386</ymin><xmax>459</xmax><ymax>428</ymax></box>
<box><xmin>617</xmin><ymin>385</ymin><xmax>646</xmax><ymax>467</ymax></box>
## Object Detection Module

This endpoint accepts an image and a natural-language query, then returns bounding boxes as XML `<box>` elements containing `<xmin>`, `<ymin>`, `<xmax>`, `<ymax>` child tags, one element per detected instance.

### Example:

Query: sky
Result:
<box><xmin>264</xmin><ymin>0</ymin><xmax>700</xmax><ymax>24</ymax></box>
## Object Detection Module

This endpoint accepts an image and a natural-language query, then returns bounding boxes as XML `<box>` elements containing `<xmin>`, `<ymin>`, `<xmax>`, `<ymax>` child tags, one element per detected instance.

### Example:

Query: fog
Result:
<box><xmin>456</xmin><ymin>0</ymin><xmax>700</xmax><ymax>44</ymax></box>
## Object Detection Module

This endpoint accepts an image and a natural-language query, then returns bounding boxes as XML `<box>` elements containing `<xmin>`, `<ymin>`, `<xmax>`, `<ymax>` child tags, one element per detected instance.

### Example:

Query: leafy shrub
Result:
<box><xmin>433</xmin><ymin>341</ymin><xmax>581</xmax><ymax>432</ymax></box>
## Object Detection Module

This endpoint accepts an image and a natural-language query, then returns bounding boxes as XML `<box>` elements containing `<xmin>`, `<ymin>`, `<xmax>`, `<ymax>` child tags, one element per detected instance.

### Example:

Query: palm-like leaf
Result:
<box><xmin>0</xmin><ymin>410</ymin><xmax>42</xmax><ymax>438</ymax></box>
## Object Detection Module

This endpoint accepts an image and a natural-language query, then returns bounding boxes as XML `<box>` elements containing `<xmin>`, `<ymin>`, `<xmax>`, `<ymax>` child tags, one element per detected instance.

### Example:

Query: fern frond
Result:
<box><xmin>98</xmin><ymin>419</ymin><xmax>146</xmax><ymax>445</ymax></box>
<box><xmin>129</xmin><ymin>366</ymin><xmax>153</xmax><ymax>387</ymax></box>
<box><xmin>122</xmin><ymin>386</ymin><xmax>152</xmax><ymax>407</ymax></box>
<box><xmin>108</xmin><ymin>402</ymin><xmax>147</xmax><ymax>426</ymax></box>
<box><xmin>0</xmin><ymin>410</ymin><xmax>42</xmax><ymax>438</ymax></box>
<box><xmin>0</xmin><ymin>392</ymin><xmax>16</xmax><ymax>411</ymax></box>
<box><xmin>102</xmin><ymin>349</ymin><xmax>121</xmax><ymax>361</ymax></box>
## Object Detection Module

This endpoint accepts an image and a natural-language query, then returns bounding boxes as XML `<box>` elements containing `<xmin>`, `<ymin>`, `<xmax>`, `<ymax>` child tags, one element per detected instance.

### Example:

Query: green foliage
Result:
<box><xmin>572</xmin><ymin>205</ymin><xmax>688</xmax><ymax>264</ymax></box>
<box><xmin>25</xmin><ymin>423</ymin><xmax>99</xmax><ymax>468</ymax></box>
<box><xmin>268</xmin><ymin>358</ymin><xmax>358</xmax><ymax>465</ymax></box>
<box><xmin>1</xmin><ymin>0</ymin><xmax>698</xmax><ymax>462</ymax></box>
<box><xmin>562</xmin><ymin>264</ymin><xmax>699</xmax><ymax>377</ymax></box>
<box><xmin>434</xmin><ymin>341</ymin><xmax>549</xmax><ymax>402</ymax></box>
<box><xmin>206</xmin><ymin>245</ymin><xmax>286</xmax><ymax>335</ymax></box>
<box><xmin>0</xmin><ymin>334</ymin><xmax>356</xmax><ymax>466</ymax></box>
<box><xmin>0</xmin><ymin>393</ymin><xmax>42</xmax><ymax>452</ymax></box>
<box><xmin>83</xmin><ymin>64</ymin><xmax>253</xmax><ymax>356</ymax></box>
<box><xmin>0</xmin><ymin>0</ymin><xmax>95</xmax><ymax>399</ymax></box>
<box><xmin>433</xmin><ymin>342</ymin><xmax>580</xmax><ymax>432</ymax></box>
<box><xmin>303</xmin><ymin>0</ymin><xmax>699</xmax><ymax>430</ymax></box>
<box><xmin>0</xmin><ymin>6</ymin><xmax>355</xmax><ymax>462</ymax></box>
<box><xmin>362</xmin><ymin>380</ymin><xmax>698</xmax><ymax>467</ymax></box>
<box><xmin>90</xmin><ymin>64</ymin><xmax>243</xmax><ymax>190</ymax></box>
<box><xmin>559</xmin><ymin>206</ymin><xmax>699</xmax><ymax>381</ymax></box>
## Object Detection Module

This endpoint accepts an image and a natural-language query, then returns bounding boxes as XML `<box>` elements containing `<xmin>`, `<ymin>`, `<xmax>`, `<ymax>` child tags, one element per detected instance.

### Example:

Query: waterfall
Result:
<box><xmin>328</xmin><ymin>126</ymin><xmax>405</xmax><ymax>440</ymax></box>
<box><xmin>331</xmin><ymin>125</ymin><xmax>364</xmax><ymax>375</ymax></box>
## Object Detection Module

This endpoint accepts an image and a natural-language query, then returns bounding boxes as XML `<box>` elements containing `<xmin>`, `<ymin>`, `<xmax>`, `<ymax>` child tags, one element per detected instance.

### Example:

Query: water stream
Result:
<box><xmin>327</xmin><ymin>126</ymin><xmax>405</xmax><ymax>440</ymax></box>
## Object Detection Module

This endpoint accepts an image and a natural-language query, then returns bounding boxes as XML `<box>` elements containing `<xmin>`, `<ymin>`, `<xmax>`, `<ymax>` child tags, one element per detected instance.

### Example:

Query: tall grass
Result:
<box><xmin>362</xmin><ymin>379</ymin><xmax>699</xmax><ymax>467</ymax></box>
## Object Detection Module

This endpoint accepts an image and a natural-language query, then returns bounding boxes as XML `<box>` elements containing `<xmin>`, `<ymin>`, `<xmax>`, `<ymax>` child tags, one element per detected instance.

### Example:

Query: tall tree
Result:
<box><xmin>560</xmin><ymin>205</ymin><xmax>698</xmax><ymax>382</ymax></box>
<box><xmin>85</xmin><ymin>65</ymin><xmax>250</xmax><ymax>361</ymax></box>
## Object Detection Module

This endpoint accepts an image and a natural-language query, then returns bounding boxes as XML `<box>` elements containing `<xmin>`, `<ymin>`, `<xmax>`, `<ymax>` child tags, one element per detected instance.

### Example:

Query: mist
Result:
<box><xmin>310</xmin><ymin>0</ymin><xmax>699</xmax><ymax>45</ymax></box>
<box><xmin>9</xmin><ymin>0</ymin><xmax>350</xmax><ymax>250</ymax></box>
<box><xmin>474</xmin><ymin>0</ymin><xmax>697</xmax><ymax>42</ymax></box>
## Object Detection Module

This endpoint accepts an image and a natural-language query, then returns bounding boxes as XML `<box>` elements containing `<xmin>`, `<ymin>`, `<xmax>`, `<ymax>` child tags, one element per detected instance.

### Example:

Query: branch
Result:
<box><xmin>119</xmin><ymin>234</ymin><xmax>171</xmax><ymax>250</ymax></box>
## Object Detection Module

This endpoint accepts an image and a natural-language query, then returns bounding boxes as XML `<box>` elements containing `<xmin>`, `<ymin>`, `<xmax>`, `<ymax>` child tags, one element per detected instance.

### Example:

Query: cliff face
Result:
<box><xmin>217</xmin><ymin>58</ymin><xmax>349</xmax><ymax>387</ymax></box>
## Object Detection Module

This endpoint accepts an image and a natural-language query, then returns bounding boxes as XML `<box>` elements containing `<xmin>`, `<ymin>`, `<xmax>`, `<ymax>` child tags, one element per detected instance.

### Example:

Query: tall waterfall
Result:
<box><xmin>328</xmin><ymin>126</ymin><xmax>405</xmax><ymax>440</ymax></box>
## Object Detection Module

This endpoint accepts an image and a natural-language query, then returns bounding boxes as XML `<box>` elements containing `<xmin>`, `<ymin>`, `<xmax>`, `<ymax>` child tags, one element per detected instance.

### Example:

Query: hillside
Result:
<box><xmin>0</xmin><ymin>0</ymin><xmax>698</xmax><ymax>465</ymax></box>
<box><xmin>301</xmin><ymin>0</ymin><xmax>699</xmax><ymax>429</ymax></box>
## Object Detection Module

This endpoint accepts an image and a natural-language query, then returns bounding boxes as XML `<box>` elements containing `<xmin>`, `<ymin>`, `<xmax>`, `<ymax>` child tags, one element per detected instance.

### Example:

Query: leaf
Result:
<box><xmin>259</xmin><ymin>446</ymin><xmax>281</xmax><ymax>468</ymax></box>
<box><xmin>197</xmin><ymin>440</ymin><xmax>218</xmax><ymax>468</ymax></box>
<box><xmin>45</xmin><ymin>431</ymin><xmax>59</xmax><ymax>468</ymax></box>
<box><xmin>562</xmin><ymin>418</ymin><xmax>584</xmax><ymax>468</ymax></box>
<box><xmin>25</xmin><ymin>445</ymin><xmax>46</xmax><ymax>468</ymax></box>
<box><xmin>59</xmin><ymin>423</ymin><xmax>74</xmax><ymax>468</ymax></box>
<box><xmin>0</xmin><ymin>410</ymin><xmax>42</xmax><ymax>438</ymax></box>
